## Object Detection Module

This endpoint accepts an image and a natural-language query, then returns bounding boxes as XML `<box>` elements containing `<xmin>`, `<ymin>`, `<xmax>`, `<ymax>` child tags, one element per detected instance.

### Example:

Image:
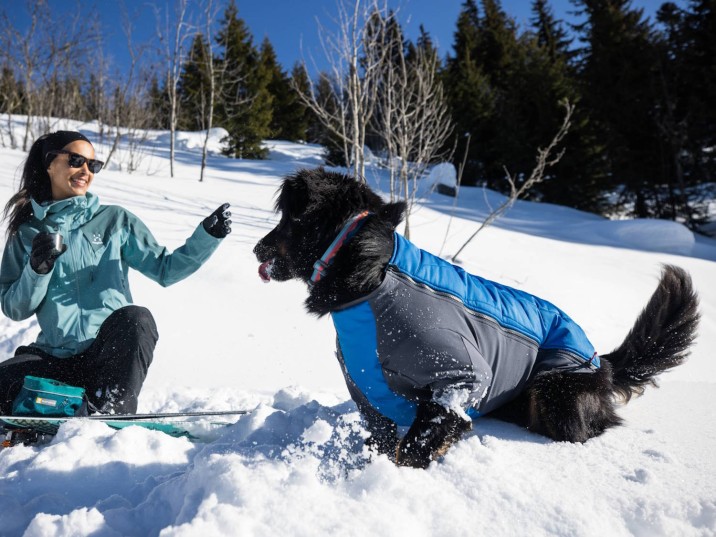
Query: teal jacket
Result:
<box><xmin>0</xmin><ymin>193</ymin><xmax>222</xmax><ymax>357</ymax></box>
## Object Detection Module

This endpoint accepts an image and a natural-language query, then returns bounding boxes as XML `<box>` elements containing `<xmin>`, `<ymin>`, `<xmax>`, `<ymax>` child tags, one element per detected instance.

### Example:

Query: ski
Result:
<box><xmin>0</xmin><ymin>409</ymin><xmax>251</xmax><ymax>447</ymax></box>
<box><xmin>0</xmin><ymin>409</ymin><xmax>250</xmax><ymax>422</ymax></box>
<box><xmin>78</xmin><ymin>409</ymin><xmax>250</xmax><ymax>421</ymax></box>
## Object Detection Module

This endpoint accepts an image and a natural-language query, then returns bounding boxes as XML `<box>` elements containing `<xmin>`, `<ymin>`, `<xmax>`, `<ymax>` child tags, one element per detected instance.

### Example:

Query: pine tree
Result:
<box><xmin>572</xmin><ymin>0</ymin><xmax>662</xmax><ymax>218</ymax></box>
<box><xmin>674</xmin><ymin>1</ymin><xmax>716</xmax><ymax>179</ymax></box>
<box><xmin>260</xmin><ymin>38</ymin><xmax>305</xmax><ymax>141</ymax></box>
<box><xmin>215</xmin><ymin>1</ymin><xmax>271</xmax><ymax>159</ymax></box>
<box><xmin>84</xmin><ymin>73</ymin><xmax>107</xmax><ymax>130</ymax></box>
<box><xmin>652</xmin><ymin>0</ymin><xmax>716</xmax><ymax>226</ymax></box>
<box><xmin>147</xmin><ymin>75</ymin><xmax>171</xmax><ymax>130</ymax></box>
<box><xmin>177</xmin><ymin>33</ymin><xmax>213</xmax><ymax>131</ymax></box>
<box><xmin>479</xmin><ymin>0</ymin><xmax>530</xmax><ymax>186</ymax></box>
<box><xmin>532</xmin><ymin>0</ymin><xmax>573</xmax><ymax>61</ymax></box>
<box><xmin>289</xmin><ymin>62</ymin><xmax>314</xmax><ymax>143</ymax></box>
<box><xmin>312</xmin><ymin>72</ymin><xmax>346</xmax><ymax>166</ymax></box>
<box><xmin>444</xmin><ymin>0</ymin><xmax>495</xmax><ymax>184</ymax></box>
<box><xmin>525</xmin><ymin>0</ymin><xmax>606</xmax><ymax>210</ymax></box>
<box><xmin>446</xmin><ymin>0</ymin><xmax>548</xmax><ymax>189</ymax></box>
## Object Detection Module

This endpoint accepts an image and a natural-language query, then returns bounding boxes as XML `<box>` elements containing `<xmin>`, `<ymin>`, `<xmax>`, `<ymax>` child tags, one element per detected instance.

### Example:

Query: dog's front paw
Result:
<box><xmin>395</xmin><ymin>434</ymin><xmax>434</xmax><ymax>469</ymax></box>
<box><xmin>365</xmin><ymin>431</ymin><xmax>400</xmax><ymax>461</ymax></box>
<box><xmin>360</xmin><ymin>409</ymin><xmax>399</xmax><ymax>461</ymax></box>
<box><xmin>395</xmin><ymin>402</ymin><xmax>472</xmax><ymax>469</ymax></box>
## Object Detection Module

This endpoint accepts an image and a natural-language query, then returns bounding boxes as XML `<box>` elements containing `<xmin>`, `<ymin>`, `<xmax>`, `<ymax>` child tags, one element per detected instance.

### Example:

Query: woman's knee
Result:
<box><xmin>103</xmin><ymin>306</ymin><xmax>159</xmax><ymax>342</ymax></box>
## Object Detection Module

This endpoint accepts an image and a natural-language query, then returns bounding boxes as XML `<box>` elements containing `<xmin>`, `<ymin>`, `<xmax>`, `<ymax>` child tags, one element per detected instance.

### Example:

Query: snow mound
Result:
<box><xmin>589</xmin><ymin>218</ymin><xmax>696</xmax><ymax>255</ymax></box>
<box><xmin>428</xmin><ymin>162</ymin><xmax>457</xmax><ymax>189</ymax></box>
<box><xmin>264</xmin><ymin>140</ymin><xmax>325</xmax><ymax>166</ymax></box>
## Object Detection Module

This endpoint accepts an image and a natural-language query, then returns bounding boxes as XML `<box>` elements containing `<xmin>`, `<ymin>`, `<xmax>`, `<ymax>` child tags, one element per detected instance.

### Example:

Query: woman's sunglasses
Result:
<box><xmin>46</xmin><ymin>149</ymin><xmax>104</xmax><ymax>174</ymax></box>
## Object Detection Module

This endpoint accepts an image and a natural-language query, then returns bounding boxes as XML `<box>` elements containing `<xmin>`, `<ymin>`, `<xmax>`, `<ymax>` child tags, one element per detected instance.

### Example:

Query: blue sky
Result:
<box><xmin>5</xmin><ymin>0</ymin><xmax>682</xmax><ymax>76</ymax></box>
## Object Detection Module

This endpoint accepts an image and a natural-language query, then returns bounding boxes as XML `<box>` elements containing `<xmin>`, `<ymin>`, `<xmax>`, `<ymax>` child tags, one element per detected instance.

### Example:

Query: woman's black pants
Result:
<box><xmin>0</xmin><ymin>305</ymin><xmax>158</xmax><ymax>415</ymax></box>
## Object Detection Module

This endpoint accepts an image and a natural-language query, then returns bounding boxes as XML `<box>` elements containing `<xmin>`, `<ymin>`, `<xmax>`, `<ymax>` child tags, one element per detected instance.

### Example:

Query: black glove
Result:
<box><xmin>203</xmin><ymin>203</ymin><xmax>232</xmax><ymax>239</ymax></box>
<box><xmin>30</xmin><ymin>232</ymin><xmax>67</xmax><ymax>275</ymax></box>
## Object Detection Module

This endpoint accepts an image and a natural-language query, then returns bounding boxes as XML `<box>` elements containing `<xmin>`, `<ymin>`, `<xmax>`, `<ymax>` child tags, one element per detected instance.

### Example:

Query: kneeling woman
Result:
<box><xmin>0</xmin><ymin>131</ymin><xmax>231</xmax><ymax>414</ymax></box>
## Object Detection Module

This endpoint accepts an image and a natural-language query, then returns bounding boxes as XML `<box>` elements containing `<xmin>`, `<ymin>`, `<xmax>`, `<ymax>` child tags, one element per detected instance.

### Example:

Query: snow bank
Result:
<box><xmin>1</xmin><ymin>117</ymin><xmax>715</xmax><ymax>536</ymax></box>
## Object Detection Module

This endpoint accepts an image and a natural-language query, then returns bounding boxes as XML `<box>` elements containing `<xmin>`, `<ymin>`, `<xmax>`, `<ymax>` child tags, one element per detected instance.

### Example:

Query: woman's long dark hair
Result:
<box><xmin>3</xmin><ymin>134</ymin><xmax>54</xmax><ymax>237</ymax></box>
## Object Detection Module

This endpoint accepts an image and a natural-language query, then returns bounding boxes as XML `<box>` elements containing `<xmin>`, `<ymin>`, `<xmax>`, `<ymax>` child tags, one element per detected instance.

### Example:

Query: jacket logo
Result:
<box><xmin>91</xmin><ymin>233</ymin><xmax>103</xmax><ymax>245</ymax></box>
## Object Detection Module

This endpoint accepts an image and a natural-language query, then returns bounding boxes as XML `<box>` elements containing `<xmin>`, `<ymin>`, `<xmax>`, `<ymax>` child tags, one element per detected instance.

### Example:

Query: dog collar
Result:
<box><xmin>310</xmin><ymin>211</ymin><xmax>372</xmax><ymax>286</ymax></box>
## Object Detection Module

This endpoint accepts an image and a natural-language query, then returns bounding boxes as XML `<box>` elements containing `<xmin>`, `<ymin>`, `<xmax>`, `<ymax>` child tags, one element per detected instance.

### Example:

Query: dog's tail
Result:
<box><xmin>601</xmin><ymin>265</ymin><xmax>699</xmax><ymax>402</ymax></box>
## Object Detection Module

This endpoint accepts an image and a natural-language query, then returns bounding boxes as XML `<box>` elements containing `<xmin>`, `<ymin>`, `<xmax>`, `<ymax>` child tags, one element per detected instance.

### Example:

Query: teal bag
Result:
<box><xmin>12</xmin><ymin>376</ymin><xmax>88</xmax><ymax>417</ymax></box>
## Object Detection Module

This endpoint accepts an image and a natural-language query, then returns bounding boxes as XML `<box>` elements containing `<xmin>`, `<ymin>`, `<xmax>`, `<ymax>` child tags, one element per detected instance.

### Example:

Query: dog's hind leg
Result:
<box><xmin>525</xmin><ymin>362</ymin><xmax>622</xmax><ymax>443</ymax></box>
<box><xmin>487</xmin><ymin>391</ymin><xmax>532</xmax><ymax>428</ymax></box>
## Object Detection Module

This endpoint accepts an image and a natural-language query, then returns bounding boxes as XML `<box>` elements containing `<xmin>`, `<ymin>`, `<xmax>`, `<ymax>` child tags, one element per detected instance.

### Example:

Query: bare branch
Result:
<box><xmin>291</xmin><ymin>0</ymin><xmax>389</xmax><ymax>179</ymax></box>
<box><xmin>451</xmin><ymin>100</ymin><xmax>574</xmax><ymax>262</ymax></box>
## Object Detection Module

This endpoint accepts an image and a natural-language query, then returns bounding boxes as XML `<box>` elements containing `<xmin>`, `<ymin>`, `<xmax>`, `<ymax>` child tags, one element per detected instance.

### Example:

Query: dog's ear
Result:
<box><xmin>277</xmin><ymin>173</ymin><xmax>311</xmax><ymax>220</ymax></box>
<box><xmin>378</xmin><ymin>201</ymin><xmax>406</xmax><ymax>229</ymax></box>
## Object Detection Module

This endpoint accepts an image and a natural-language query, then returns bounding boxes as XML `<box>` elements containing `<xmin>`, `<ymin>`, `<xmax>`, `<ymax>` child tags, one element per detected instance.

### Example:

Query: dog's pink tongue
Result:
<box><xmin>258</xmin><ymin>260</ymin><xmax>274</xmax><ymax>283</ymax></box>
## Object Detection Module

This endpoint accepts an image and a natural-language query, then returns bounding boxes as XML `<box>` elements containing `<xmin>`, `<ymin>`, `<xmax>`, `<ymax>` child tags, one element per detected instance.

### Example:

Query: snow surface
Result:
<box><xmin>1</xmin><ymin>117</ymin><xmax>715</xmax><ymax>537</ymax></box>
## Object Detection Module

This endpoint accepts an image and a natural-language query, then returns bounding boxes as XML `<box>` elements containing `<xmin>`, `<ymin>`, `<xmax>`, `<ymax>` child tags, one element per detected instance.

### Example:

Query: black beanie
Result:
<box><xmin>42</xmin><ymin>131</ymin><xmax>92</xmax><ymax>167</ymax></box>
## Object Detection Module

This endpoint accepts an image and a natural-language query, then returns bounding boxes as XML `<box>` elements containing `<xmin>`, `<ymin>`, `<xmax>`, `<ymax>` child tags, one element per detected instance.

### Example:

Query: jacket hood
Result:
<box><xmin>31</xmin><ymin>192</ymin><xmax>100</xmax><ymax>230</ymax></box>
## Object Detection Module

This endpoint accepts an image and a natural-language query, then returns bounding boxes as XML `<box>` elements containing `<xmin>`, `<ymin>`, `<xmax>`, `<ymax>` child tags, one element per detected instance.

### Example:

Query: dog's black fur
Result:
<box><xmin>254</xmin><ymin>168</ymin><xmax>701</xmax><ymax>468</ymax></box>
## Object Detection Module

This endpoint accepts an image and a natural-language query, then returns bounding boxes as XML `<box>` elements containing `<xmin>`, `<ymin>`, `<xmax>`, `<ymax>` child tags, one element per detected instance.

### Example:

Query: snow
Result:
<box><xmin>427</xmin><ymin>162</ymin><xmax>457</xmax><ymax>189</ymax></box>
<box><xmin>1</xmin><ymin>116</ymin><xmax>715</xmax><ymax>536</ymax></box>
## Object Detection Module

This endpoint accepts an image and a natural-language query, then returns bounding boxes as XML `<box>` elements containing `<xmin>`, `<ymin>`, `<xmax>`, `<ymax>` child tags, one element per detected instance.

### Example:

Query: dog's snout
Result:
<box><xmin>254</xmin><ymin>229</ymin><xmax>282</xmax><ymax>261</ymax></box>
<box><xmin>253</xmin><ymin>240</ymin><xmax>271</xmax><ymax>261</ymax></box>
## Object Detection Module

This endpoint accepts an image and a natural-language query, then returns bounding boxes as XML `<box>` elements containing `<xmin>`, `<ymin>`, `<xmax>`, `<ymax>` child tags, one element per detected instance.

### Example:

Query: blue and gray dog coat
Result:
<box><xmin>332</xmin><ymin>233</ymin><xmax>599</xmax><ymax>426</ymax></box>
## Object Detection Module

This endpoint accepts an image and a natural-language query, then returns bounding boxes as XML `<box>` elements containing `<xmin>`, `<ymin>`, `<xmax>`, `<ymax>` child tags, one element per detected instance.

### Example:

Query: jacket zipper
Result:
<box><xmin>386</xmin><ymin>266</ymin><xmax>541</xmax><ymax>351</ymax></box>
<box><xmin>68</xmin><ymin>227</ymin><xmax>87</xmax><ymax>342</ymax></box>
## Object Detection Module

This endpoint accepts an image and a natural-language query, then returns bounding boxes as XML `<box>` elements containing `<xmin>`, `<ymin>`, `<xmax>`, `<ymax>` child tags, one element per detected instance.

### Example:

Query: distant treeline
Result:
<box><xmin>0</xmin><ymin>0</ymin><xmax>714</xmax><ymax>229</ymax></box>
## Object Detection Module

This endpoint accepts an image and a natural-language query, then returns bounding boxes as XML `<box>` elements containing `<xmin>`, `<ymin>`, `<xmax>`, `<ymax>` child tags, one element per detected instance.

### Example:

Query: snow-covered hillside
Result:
<box><xmin>1</xmin><ymin>119</ymin><xmax>714</xmax><ymax>537</ymax></box>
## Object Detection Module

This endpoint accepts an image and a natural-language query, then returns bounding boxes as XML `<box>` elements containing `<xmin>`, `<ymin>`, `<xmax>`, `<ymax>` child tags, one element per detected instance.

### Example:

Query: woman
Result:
<box><xmin>0</xmin><ymin>130</ymin><xmax>231</xmax><ymax>414</ymax></box>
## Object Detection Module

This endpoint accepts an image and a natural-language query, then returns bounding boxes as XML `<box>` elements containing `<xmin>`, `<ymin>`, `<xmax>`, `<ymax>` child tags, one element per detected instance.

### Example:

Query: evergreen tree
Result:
<box><xmin>572</xmin><ymin>0</ymin><xmax>662</xmax><ymax>218</ymax></box>
<box><xmin>532</xmin><ymin>0</ymin><xmax>573</xmax><ymax>61</ymax></box>
<box><xmin>526</xmin><ymin>0</ymin><xmax>607</xmax><ymax>210</ymax></box>
<box><xmin>84</xmin><ymin>73</ymin><xmax>107</xmax><ymax>129</ymax></box>
<box><xmin>312</xmin><ymin>72</ymin><xmax>346</xmax><ymax>166</ymax></box>
<box><xmin>446</xmin><ymin>1</ymin><xmax>545</xmax><ymax>189</ymax></box>
<box><xmin>147</xmin><ymin>75</ymin><xmax>171</xmax><ymax>130</ymax></box>
<box><xmin>474</xmin><ymin>0</ymin><xmax>521</xmax><ymax>83</ymax></box>
<box><xmin>289</xmin><ymin>62</ymin><xmax>314</xmax><ymax>142</ymax></box>
<box><xmin>667</xmin><ymin>1</ymin><xmax>716</xmax><ymax>180</ymax></box>
<box><xmin>443</xmin><ymin>0</ymin><xmax>606</xmax><ymax>208</ymax></box>
<box><xmin>215</xmin><ymin>1</ymin><xmax>271</xmax><ymax>159</ymax></box>
<box><xmin>479</xmin><ymin>0</ymin><xmax>530</xmax><ymax>186</ymax></box>
<box><xmin>444</xmin><ymin>0</ymin><xmax>495</xmax><ymax>184</ymax></box>
<box><xmin>260</xmin><ymin>38</ymin><xmax>305</xmax><ymax>141</ymax></box>
<box><xmin>177</xmin><ymin>33</ymin><xmax>213</xmax><ymax>131</ymax></box>
<box><xmin>415</xmin><ymin>24</ymin><xmax>437</xmax><ymax>59</ymax></box>
<box><xmin>688</xmin><ymin>1</ymin><xmax>716</xmax><ymax>160</ymax></box>
<box><xmin>652</xmin><ymin>0</ymin><xmax>716</xmax><ymax>226</ymax></box>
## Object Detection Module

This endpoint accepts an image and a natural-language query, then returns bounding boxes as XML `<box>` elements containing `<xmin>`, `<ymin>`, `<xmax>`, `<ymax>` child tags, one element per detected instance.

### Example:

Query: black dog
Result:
<box><xmin>254</xmin><ymin>168</ymin><xmax>700</xmax><ymax>468</ymax></box>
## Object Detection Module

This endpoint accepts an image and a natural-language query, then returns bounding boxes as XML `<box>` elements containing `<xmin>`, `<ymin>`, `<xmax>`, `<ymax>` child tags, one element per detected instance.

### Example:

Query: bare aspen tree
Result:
<box><xmin>155</xmin><ymin>0</ymin><xmax>192</xmax><ymax>178</ymax></box>
<box><xmin>293</xmin><ymin>0</ymin><xmax>389</xmax><ymax>180</ymax></box>
<box><xmin>373</xmin><ymin>19</ymin><xmax>454</xmax><ymax>239</ymax></box>
<box><xmin>198</xmin><ymin>0</ymin><xmax>221</xmax><ymax>182</ymax></box>
<box><xmin>104</xmin><ymin>7</ymin><xmax>153</xmax><ymax>171</ymax></box>
<box><xmin>0</xmin><ymin>66</ymin><xmax>22</xmax><ymax>148</ymax></box>
<box><xmin>0</xmin><ymin>1</ymin><xmax>99</xmax><ymax>148</ymax></box>
<box><xmin>0</xmin><ymin>1</ymin><xmax>42</xmax><ymax>151</ymax></box>
<box><xmin>451</xmin><ymin>100</ymin><xmax>574</xmax><ymax>262</ymax></box>
<box><xmin>87</xmin><ymin>49</ymin><xmax>111</xmax><ymax>144</ymax></box>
